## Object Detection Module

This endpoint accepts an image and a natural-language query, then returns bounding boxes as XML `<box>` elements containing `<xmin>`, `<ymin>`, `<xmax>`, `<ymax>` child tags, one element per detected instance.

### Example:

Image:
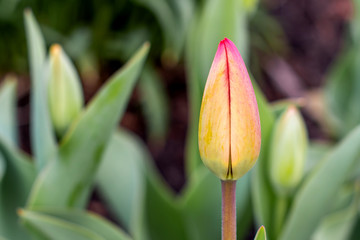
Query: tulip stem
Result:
<box><xmin>274</xmin><ymin>195</ymin><xmax>287</xmax><ymax>238</ymax></box>
<box><xmin>221</xmin><ymin>180</ymin><xmax>237</xmax><ymax>240</ymax></box>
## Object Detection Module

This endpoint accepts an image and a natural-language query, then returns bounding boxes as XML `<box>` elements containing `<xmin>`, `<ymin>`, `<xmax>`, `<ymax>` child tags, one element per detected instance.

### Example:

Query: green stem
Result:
<box><xmin>221</xmin><ymin>180</ymin><xmax>237</xmax><ymax>240</ymax></box>
<box><xmin>274</xmin><ymin>195</ymin><xmax>287</xmax><ymax>238</ymax></box>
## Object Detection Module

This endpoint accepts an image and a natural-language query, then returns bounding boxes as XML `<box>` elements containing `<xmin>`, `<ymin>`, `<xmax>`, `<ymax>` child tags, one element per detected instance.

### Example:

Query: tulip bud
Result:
<box><xmin>242</xmin><ymin>0</ymin><xmax>259</xmax><ymax>14</ymax></box>
<box><xmin>198</xmin><ymin>38</ymin><xmax>261</xmax><ymax>180</ymax></box>
<box><xmin>254</xmin><ymin>225</ymin><xmax>267</xmax><ymax>240</ymax></box>
<box><xmin>48</xmin><ymin>44</ymin><xmax>84</xmax><ymax>136</ymax></box>
<box><xmin>269</xmin><ymin>105</ymin><xmax>308</xmax><ymax>195</ymax></box>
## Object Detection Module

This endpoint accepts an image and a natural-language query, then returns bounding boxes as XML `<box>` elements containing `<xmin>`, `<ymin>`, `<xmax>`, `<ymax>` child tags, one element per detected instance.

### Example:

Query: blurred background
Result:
<box><xmin>0</xmin><ymin>0</ymin><xmax>354</xmax><ymax>197</ymax></box>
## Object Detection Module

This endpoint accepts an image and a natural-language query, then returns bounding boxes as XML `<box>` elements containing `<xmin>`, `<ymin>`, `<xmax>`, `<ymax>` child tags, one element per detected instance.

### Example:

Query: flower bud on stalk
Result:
<box><xmin>48</xmin><ymin>44</ymin><xmax>84</xmax><ymax>137</ymax></box>
<box><xmin>198</xmin><ymin>38</ymin><xmax>261</xmax><ymax>240</ymax></box>
<box><xmin>198</xmin><ymin>38</ymin><xmax>261</xmax><ymax>180</ymax></box>
<box><xmin>269</xmin><ymin>105</ymin><xmax>307</xmax><ymax>196</ymax></box>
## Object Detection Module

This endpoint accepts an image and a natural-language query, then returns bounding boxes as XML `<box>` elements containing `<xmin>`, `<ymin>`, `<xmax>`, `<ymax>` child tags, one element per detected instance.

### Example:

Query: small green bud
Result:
<box><xmin>48</xmin><ymin>44</ymin><xmax>84</xmax><ymax>137</ymax></box>
<box><xmin>254</xmin><ymin>225</ymin><xmax>267</xmax><ymax>240</ymax></box>
<box><xmin>242</xmin><ymin>0</ymin><xmax>259</xmax><ymax>14</ymax></box>
<box><xmin>269</xmin><ymin>105</ymin><xmax>308</xmax><ymax>195</ymax></box>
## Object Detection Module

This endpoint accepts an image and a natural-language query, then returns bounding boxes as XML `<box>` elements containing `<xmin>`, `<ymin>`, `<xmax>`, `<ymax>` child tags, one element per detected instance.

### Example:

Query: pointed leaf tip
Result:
<box><xmin>254</xmin><ymin>225</ymin><xmax>267</xmax><ymax>240</ymax></box>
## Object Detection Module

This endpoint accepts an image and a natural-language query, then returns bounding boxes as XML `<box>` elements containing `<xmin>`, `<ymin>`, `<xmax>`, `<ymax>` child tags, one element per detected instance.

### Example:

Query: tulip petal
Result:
<box><xmin>224</xmin><ymin>38</ymin><xmax>261</xmax><ymax>179</ymax></box>
<box><xmin>198</xmin><ymin>38</ymin><xmax>261</xmax><ymax>180</ymax></box>
<box><xmin>198</xmin><ymin>41</ymin><xmax>230</xmax><ymax>179</ymax></box>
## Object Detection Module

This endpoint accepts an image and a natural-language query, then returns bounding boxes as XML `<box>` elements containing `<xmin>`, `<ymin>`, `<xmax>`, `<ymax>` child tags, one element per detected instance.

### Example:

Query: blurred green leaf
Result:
<box><xmin>185</xmin><ymin>0</ymin><xmax>248</xmax><ymax>179</ymax></box>
<box><xmin>98</xmin><ymin>128</ymin><xmax>187</xmax><ymax>240</ymax></box>
<box><xmin>350</xmin><ymin>217</ymin><xmax>360</xmax><ymax>240</ymax></box>
<box><xmin>0</xmin><ymin>139</ymin><xmax>36</xmax><ymax>240</ymax></box>
<box><xmin>0</xmin><ymin>153</ymin><xmax>4</xmax><ymax>186</ymax></box>
<box><xmin>139</xmin><ymin>64</ymin><xmax>169</xmax><ymax>144</ymax></box>
<box><xmin>145</xmin><ymin>173</ymin><xmax>187</xmax><ymax>240</ymax></box>
<box><xmin>64</xmin><ymin>28</ymin><xmax>92</xmax><ymax>60</ymax></box>
<box><xmin>132</xmin><ymin>0</ymin><xmax>193</xmax><ymax>64</ymax></box>
<box><xmin>280</xmin><ymin>126</ymin><xmax>360</xmax><ymax>240</ymax></box>
<box><xmin>254</xmin><ymin>225</ymin><xmax>267</xmax><ymax>240</ymax></box>
<box><xmin>27</xmin><ymin>43</ymin><xmax>149</xmax><ymax>209</ymax></box>
<box><xmin>305</xmin><ymin>141</ymin><xmax>332</xmax><ymax>174</ymax></box>
<box><xmin>0</xmin><ymin>77</ymin><xmax>18</xmax><ymax>183</ymax></box>
<box><xmin>180</xmin><ymin>167</ymin><xmax>251</xmax><ymax>240</ymax></box>
<box><xmin>351</xmin><ymin>0</ymin><xmax>360</xmax><ymax>43</ymax></box>
<box><xmin>140</xmin><ymin>137</ymin><xmax>188</xmax><ymax>240</ymax></box>
<box><xmin>251</xmin><ymin>80</ymin><xmax>276</xmax><ymax>239</ymax></box>
<box><xmin>328</xmin><ymin>184</ymin><xmax>357</xmax><ymax>214</ymax></box>
<box><xmin>104</xmin><ymin>28</ymin><xmax>149</xmax><ymax>61</ymax></box>
<box><xmin>96</xmin><ymin>130</ymin><xmax>148</xmax><ymax>240</ymax></box>
<box><xmin>21</xmin><ymin>208</ymin><xmax>132</xmax><ymax>240</ymax></box>
<box><xmin>249</xmin><ymin>9</ymin><xmax>287</xmax><ymax>55</ymax></box>
<box><xmin>325</xmin><ymin>45</ymin><xmax>360</xmax><ymax>138</ymax></box>
<box><xmin>0</xmin><ymin>76</ymin><xmax>18</xmax><ymax>146</ymax></box>
<box><xmin>0</xmin><ymin>0</ymin><xmax>20</xmax><ymax>20</ymax></box>
<box><xmin>312</xmin><ymin>186</ymin><xmax>359</xmax><ymax>240</ymax></box>
<box><xmin>24</xmin><ymin>9</ymin><xmax>57</xmax><ymax>171</ymax></box>
<box><xmin>21</xmin><ymin>210</ymin><xmax>107</xmax><ymax>240</ymax></box>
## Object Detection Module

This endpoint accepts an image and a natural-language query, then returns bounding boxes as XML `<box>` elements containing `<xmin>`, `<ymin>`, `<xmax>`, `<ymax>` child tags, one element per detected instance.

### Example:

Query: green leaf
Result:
<box><xmin>251</xmin><ymin>80</ymin><xmax>276</xmax><ymax>239</ymax></box>
<box><xmin>180</xmin><ymin>167</ymin><xmax>251</xmax><ymax>240</ymax></box>
<box><xmin>97</xmin><ymin>128</ymin><xmax>187</xmax><ymax>240</ymax></box>
<box><xmin>24</xmin><ymin>9</ymin><xmax>57</xmax><ymax>171</ymax></box>
<box><xmin>139</xmin><ymin>65</ymin><xmax>169</xmax><ymax>144</ymax></box>
<box><xmin>280</xmin><ymin>126</ymin><xmax>360</xmax><ymax>240</ymax></box>
<box><xmin>185</xmin><ymin>0</ymin><xmax>248</xmax><ymax>179</ymax></box>
<box><xmin>0</xmin><ymin>77</ymin><xmax>18</xmax><ymax>183</ymax></box>
<box><xmin>0</xmin><ymin>76</ymin><xmax>18</xmax><ymax>146</ymax></box>
<box><xmin>0</xmin><ymin>139</ymin><xmax>36</xmax><ymax>240</ymax></box>
<box><xmin>27</xmin><ymin>43</ymin><xmax>149</xmax><ymax>209</ymax></box>
<box><xmin>254</xmin><ymin>225</ymin><xmax>267</xmax><ymax>240</ymax></box>
<box><xmin>325</xmin><ymin>45</ymin><xmax>360</xmax><ymax>138</ymax></box>
<box><xmin>96</xmin><ymin>130</ymin><xmax>147</xmax><ymax>240</ymax></box>
<box><xmin>100</xmin><ymin>128</ymin><xmax>187</xmax><ymax>240</ymax></box>
<box><xmin>20</xmin><ymin>210</ymin><xmax>103</xmax><ymax>240</ymax></box>
<box><xmin>145</xmin><ymin>173</ymin><xmax>187</xmax><ymax>240</ymax></box>
<box><xmin>0</xmin><ymin>153</ymin><xmax>4</xmax><ymax>186</ymax></box>
<box><xmin>305</xmin><ymin>141</ymin><xmax>332</xmax><ymax>174</ymax></box>
<box><xmin>312</xmin><ymin>187</ymin><xmax>359</xmax><ymax>240</ymax></box>
<box><xmin>351</xmin><ymin>0</ymin><xmax>360</xmax><ymax>42</ymax></box>
<box><xmin>191</xmin><ymin>0</ymin><xmax>248</xmax><ymax>86</ymax></box>
<box><xmin>132</xmin><ymin>0</ymin><xmax>193</xmax><ymax>64</ymax></box>
<box><xmin>350</xmin><ymin>217</ymin><xmax>360</xmax><ymax>240</ymax></box>
<box><xmin>21</xmin><ymin>208</ymin><xmax>132</xmax><ymax>240</ymax></box>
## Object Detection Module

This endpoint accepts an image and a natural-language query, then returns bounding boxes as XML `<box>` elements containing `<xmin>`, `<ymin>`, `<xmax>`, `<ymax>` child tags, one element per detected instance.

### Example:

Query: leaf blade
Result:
<box><xmin>27</xmin><ymin>43</ymin><xmax>150</xmax><ymax>209</ymax></box>
<box><xmin>24</xmin><ymin>9</ymin><xmax>57</xmax><ymax>171</ymax></box>
<box><xmin>0</xmin><ymin>139</ymin><xmax>36</xmax><ymax>240</ymax></box>
<box><xmin>23</xmin><ymin>208</ymin><xmax>132</xmax><ymax>240</ymax></box>
<box><xmin>96</xmin><ymin>130</ymin><xmax>147</xmax><ymax>240</ymax></box>
<box><xmin>280</xmin><ymin>126</ymin><xmax>360</xmax><ymax>240</ymax></box>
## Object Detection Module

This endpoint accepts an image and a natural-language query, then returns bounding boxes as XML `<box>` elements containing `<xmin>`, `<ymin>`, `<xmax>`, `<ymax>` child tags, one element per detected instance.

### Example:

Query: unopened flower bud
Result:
<box><xmin>242</xmin><ymin>0</ymin><xmax>259</xmax><ymax>14</ymax></box>
<box><xmin>269</xmin><ymin>105</ymin><xmax>308</xmax><ymax>195</ymax></box>
<box><xmin>198</xmin><ymin>38</ymin><xmax>261</xmax><ymax>180</ymax></box>
<box><xmin>48</xmin><ymin>44</ymin><xmax>83</xmax><ymax>136</ymax></box>
<box><xmin>254</xmin><ymin>225</ymin><xmax>267</xmax><ymax>240</ymax></box>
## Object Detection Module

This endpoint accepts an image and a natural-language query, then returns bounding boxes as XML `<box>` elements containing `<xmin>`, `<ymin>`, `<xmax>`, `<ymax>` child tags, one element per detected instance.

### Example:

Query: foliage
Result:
<box><xmin>0</xmin><ymin>0</ymin><xmax>360</xmax><ymax>239</ymax></box>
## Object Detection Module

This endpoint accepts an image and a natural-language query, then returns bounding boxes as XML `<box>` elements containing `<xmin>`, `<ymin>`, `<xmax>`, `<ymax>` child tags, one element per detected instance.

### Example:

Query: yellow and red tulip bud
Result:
<box><xmin>48</xmin><ymin>44</ymin><xmax>84</xmax><ymax>136</ymax></box>
<box><xmin>198</xmin><ymin>38</ymin><xmax>261</xmax><ymax>180</ymax></box>
<box><xmin>269</xmin><ymin>105</ymin><xmax>308</xmax><ymax>195</ymax></box>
